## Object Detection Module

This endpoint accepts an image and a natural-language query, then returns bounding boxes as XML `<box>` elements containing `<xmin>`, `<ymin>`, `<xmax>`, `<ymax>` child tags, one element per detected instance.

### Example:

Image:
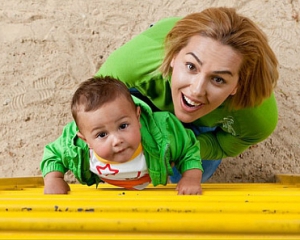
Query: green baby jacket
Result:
<box><xmin>40</xmin><ymin>97</ymin><xmax>202</xmax><ymax>187</ymax></box>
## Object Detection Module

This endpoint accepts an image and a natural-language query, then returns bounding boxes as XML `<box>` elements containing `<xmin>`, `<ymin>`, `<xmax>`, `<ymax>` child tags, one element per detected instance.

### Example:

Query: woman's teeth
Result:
<box><xmin>183</xmin><ymin>95</ymin><xmax>201</xmax><ymax>107</ymax></box>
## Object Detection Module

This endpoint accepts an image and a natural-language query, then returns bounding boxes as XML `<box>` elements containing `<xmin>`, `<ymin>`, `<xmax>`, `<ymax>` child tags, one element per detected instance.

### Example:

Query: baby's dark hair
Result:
<box><xmin>71</xmin><ymin>76</ymin><xmax>136</xmax><ymax>125</ymax></box>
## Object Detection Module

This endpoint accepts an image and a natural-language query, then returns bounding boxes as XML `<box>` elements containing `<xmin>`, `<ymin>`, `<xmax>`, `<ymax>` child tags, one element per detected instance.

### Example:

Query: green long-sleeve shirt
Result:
<box><xmin>96</xmin><ymin>17</ymin><xmax>278</xmax><ymax>160</ymax></box>
<box><xmin>41</xmin><ymin>97</ymin><xmax>202</xmax><ymax>186</ymax></box>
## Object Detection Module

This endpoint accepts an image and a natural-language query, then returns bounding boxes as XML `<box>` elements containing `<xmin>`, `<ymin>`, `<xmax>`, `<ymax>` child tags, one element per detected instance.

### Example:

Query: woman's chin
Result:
<box><xmin>174</xmin><ymin>110</ymin><xmax>198</xmax><ymax>123</ymax></box>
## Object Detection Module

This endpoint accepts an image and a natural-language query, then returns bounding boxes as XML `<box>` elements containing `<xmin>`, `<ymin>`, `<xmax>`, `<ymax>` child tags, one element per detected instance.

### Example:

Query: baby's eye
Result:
<box><xmin>97</xmin><ymin>132</ymin><xmax>107</xmax><ymax>138</ymax></box>
<box><xmin>119</xmin><ymin>123</ymin><xmax>129</xmax><ymax>130</ymax></box>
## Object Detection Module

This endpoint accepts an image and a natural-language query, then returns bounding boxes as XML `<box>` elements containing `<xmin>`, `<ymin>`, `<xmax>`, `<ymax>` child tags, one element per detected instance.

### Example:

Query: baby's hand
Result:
<box><xmin>176</xmin><ymin>169</ymin><xmax>202</xmax><ymax>195</ymax></box>
<box><xmin>43</xmin><ymin>172</ymin><xmax>70</xmax><ymax>194</ymax></box>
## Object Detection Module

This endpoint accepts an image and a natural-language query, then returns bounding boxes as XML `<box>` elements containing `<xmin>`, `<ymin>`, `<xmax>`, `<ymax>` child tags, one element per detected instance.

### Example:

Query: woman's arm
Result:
<box><xmin>95</xmin><ymin>17</ymin><xmax>179</xmax><ymax>87</ymax></box>
<box><xmin>198</xmin><ymin>94</ymin><xmax>278</xmax><ymax>160</ymax></box>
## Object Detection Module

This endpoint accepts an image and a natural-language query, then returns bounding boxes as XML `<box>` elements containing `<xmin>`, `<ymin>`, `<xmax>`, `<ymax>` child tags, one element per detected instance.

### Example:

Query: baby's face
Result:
<box><xmin>77</xmin><ymin>96</ymin><xmax>141</xmax><ymax>163</ymax></box>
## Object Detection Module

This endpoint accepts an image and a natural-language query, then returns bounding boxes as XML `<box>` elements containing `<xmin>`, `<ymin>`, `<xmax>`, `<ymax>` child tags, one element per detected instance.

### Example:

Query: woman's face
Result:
<box><xmin>170</xmin><ymin>35</ymin><xmax>242</xmax><ymax>123</ymax></box>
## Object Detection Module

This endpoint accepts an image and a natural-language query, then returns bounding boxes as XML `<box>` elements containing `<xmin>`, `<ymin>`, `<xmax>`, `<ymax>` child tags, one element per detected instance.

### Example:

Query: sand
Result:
<box><xmin>1</xmin><ymin>0</ymin><xmax>299</xmax><ymax>183</ymax></box>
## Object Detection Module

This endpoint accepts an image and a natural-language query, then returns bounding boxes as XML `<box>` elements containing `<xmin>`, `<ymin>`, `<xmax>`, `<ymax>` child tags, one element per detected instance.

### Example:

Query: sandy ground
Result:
<box><xmin>0</xmin><ymin>0</ymin><xmax>299</xmax><ymax>183</ymax></box>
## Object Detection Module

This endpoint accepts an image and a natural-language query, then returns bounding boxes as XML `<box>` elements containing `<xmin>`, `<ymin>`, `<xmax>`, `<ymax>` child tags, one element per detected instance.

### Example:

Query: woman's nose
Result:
<box><xmin>190</xmin><ymin>75</ymin><xmax>207</xmax><ymax>97</ymax></box>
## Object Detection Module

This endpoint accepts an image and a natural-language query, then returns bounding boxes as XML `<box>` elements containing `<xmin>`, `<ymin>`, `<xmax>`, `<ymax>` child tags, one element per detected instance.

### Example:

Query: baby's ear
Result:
<box><xmin>77</xmin><ymin>132</ymin><xmax>91</xmax><ymax>148</ymax></box>
<box><xmin>136</xmin><ymin>106</ymin><xmax>142</xmax><ymax>128</ymax></box>
<box><xmin>77</xmin><ymin>131</ymin><xmax>86</xmax><ymax>142</ymax></box>
<box><xmin>136</xmin><ymin>106</ymin><xmax>141</xmax><ymax>119</ymax></box>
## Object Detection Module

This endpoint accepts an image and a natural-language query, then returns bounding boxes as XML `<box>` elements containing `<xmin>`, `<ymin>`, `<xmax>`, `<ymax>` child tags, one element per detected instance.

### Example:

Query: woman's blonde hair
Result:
<box><xmin>160</xmin><ymin>7</ymin><xmax>278</xmax><ymax>109</ymax></box>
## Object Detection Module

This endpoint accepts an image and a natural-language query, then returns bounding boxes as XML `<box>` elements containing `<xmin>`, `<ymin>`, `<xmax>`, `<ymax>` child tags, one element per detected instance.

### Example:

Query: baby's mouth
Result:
<box><xmin>182</xmin><ymin>94</ymin><xmax>202</xmax><ymax>107</ymax></box>
<box><xmin>117</xmin><ymin>148</ymin><xmax>126</xmax><ymax>154</ymax></box>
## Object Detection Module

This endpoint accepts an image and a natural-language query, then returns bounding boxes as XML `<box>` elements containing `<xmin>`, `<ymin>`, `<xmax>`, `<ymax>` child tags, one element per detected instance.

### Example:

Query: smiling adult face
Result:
<box><xmin>170</xmin><ymin>35</ymin><xmax>242</xmax><ymax>123</ymax></box>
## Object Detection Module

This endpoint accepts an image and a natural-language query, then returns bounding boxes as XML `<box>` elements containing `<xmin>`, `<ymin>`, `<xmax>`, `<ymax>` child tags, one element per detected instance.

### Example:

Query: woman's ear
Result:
<box><xmin>170</xmin><ymin>57</ymin><xmax>175</xmax><ymax>68</ymax></box>
<box><xmin>230</xmin><ymin>85</ymin><xmax>238</xmax><ymax>95</ymax></box>
<box><xmin>170</xmin><ymin>53</ymin><xmax>178</xmax><ymax>68</ymax></box>
<box><xmin>230</xmin><ymin>81</ymin><xmax>239</xmax><ymax>95</ymax></box>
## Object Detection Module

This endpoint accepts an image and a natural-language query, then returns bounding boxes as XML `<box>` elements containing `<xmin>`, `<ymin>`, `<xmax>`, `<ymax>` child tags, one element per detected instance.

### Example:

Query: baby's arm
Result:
<box><xmin>151</xmin><ymin>112</ymin><xmax>203</xmax><ymax>195</ymax></box>
<box><xmin>43</xmin><ymin>171</ymin><xmax>70</xmax><ymax>194</ymax></box>
<box><xmin>176</xmin><ymin>169</ymin><xmax>202</xmax><ymax>195</ymax></box>
<box><xmin>41</xmin><ymin>122</ymin><xmax>81</xmax><ymax>194</ymax></box>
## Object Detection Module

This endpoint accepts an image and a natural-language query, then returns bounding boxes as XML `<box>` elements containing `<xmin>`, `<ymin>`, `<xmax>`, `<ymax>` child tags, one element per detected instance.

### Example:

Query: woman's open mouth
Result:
<box><xmin>182</xmin><ymin>94</ymin><xmax>202</xmax><ymax>108</ymax></box>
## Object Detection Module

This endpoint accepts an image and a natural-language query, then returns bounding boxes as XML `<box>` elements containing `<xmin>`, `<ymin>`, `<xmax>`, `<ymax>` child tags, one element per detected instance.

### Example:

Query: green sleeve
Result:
<box><xmin>40</xmin><ymin>122</ymin><xmax>76</xmax><ymax>177</ymax></box>
<box><xmin>157</xmin><ymin>112</ymin><xmax>203</xmax><ymax>173</ymax></box>
<box><xmin>198</xmin><ymin>94</ymin><xmax>278</xmax><ymax>159</ymax></box>
<box><xmin>40</xmin><ymin>122</ymin><xmax>92</xmax><ymax>185</ymax></box>
<box><xmin>95</xmin><ymin>17</ymin><xmax>180</xmax><ymax>88</ymax></box>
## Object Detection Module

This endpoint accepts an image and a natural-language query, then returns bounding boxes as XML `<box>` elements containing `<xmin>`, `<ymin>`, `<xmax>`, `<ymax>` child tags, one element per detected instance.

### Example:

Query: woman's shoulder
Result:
<box><xmin>95</xmin><ymin>18</ymin><xmax>181</xmax><ymax>88</ymax></box>
<box><xmin>228</xmin><ymin>93</ymin><xmax>278</xmax><ymax>139</ymax></box>
<box><xmin>197</xmin><ymin>94</ymin><xmax>278</xmax><ymax>139</ymax></box>
<box><xmin>236</xmin><ymin>93</ymin><xmax>278</xmax><ymax>121</ymax></box>
<box><xmin>142</xmin><ymin>17</ymin><xmax>181</xmax><ymax>36</ymax></box>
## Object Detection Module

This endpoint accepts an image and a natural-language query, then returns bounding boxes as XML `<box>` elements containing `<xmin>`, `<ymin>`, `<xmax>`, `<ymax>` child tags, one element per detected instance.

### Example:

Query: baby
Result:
<box><xmin>41</xmin><ymin>76</ymin><xmax>203</xmax><ymax>194</ymax></box>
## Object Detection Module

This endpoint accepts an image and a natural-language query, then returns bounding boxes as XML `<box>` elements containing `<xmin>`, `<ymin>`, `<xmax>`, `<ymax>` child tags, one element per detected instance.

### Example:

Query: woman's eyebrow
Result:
<box><xmin>187</xmin><ymin>52</ymin><xmax>233</xmax><ymax>76</ymax></box>
<box><xmin>213</xmin><ymin>70</ymin><xmax>233</xmax><ymax>76</ymax></box>
<box><xmin>187</xmin><ymin>52</ymin><xmax>202</xmax><ymax>65</ymax></box>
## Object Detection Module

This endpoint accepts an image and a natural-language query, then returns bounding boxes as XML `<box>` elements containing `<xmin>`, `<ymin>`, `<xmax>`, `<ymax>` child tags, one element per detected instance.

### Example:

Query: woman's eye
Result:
<box><xmin>97</xmin><ymin>132</ymin><xmax>107</xmax><ymax>138</ymax></box>
<box><xmin>186</xmin><ymin>62</ymin><xmax>196</xmax><ymax>71</ymax></box>
<box><xmin>212</xmin><ymin>76</ymin><xmax>225</xmax><ymax>84</ymax></box>
<box><xmin>119</xmin><ymin>123</ymin><xmax>129</xmax><ymax>130</ymax></box>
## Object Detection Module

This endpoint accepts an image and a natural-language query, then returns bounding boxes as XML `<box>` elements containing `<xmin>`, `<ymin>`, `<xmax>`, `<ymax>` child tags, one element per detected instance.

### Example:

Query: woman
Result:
<box><xmin>95</xmin><ymin>7</ymin><xmax>279</xmax><ymax>182</ymax></box>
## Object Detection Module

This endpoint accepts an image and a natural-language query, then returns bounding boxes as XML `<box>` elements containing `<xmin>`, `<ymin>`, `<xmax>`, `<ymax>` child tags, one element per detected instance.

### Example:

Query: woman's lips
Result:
<box><xmin>182</xmin><ymin>94</ymin><xmax>203</xmax><ymax>108</ymax></box>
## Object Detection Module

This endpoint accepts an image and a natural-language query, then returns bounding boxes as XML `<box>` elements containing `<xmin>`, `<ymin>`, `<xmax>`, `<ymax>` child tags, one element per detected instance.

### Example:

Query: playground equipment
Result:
<box><xmin>0</xmin><ymin>175</ymin><xmax>299</xmax><ymax>239</ymax></box>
